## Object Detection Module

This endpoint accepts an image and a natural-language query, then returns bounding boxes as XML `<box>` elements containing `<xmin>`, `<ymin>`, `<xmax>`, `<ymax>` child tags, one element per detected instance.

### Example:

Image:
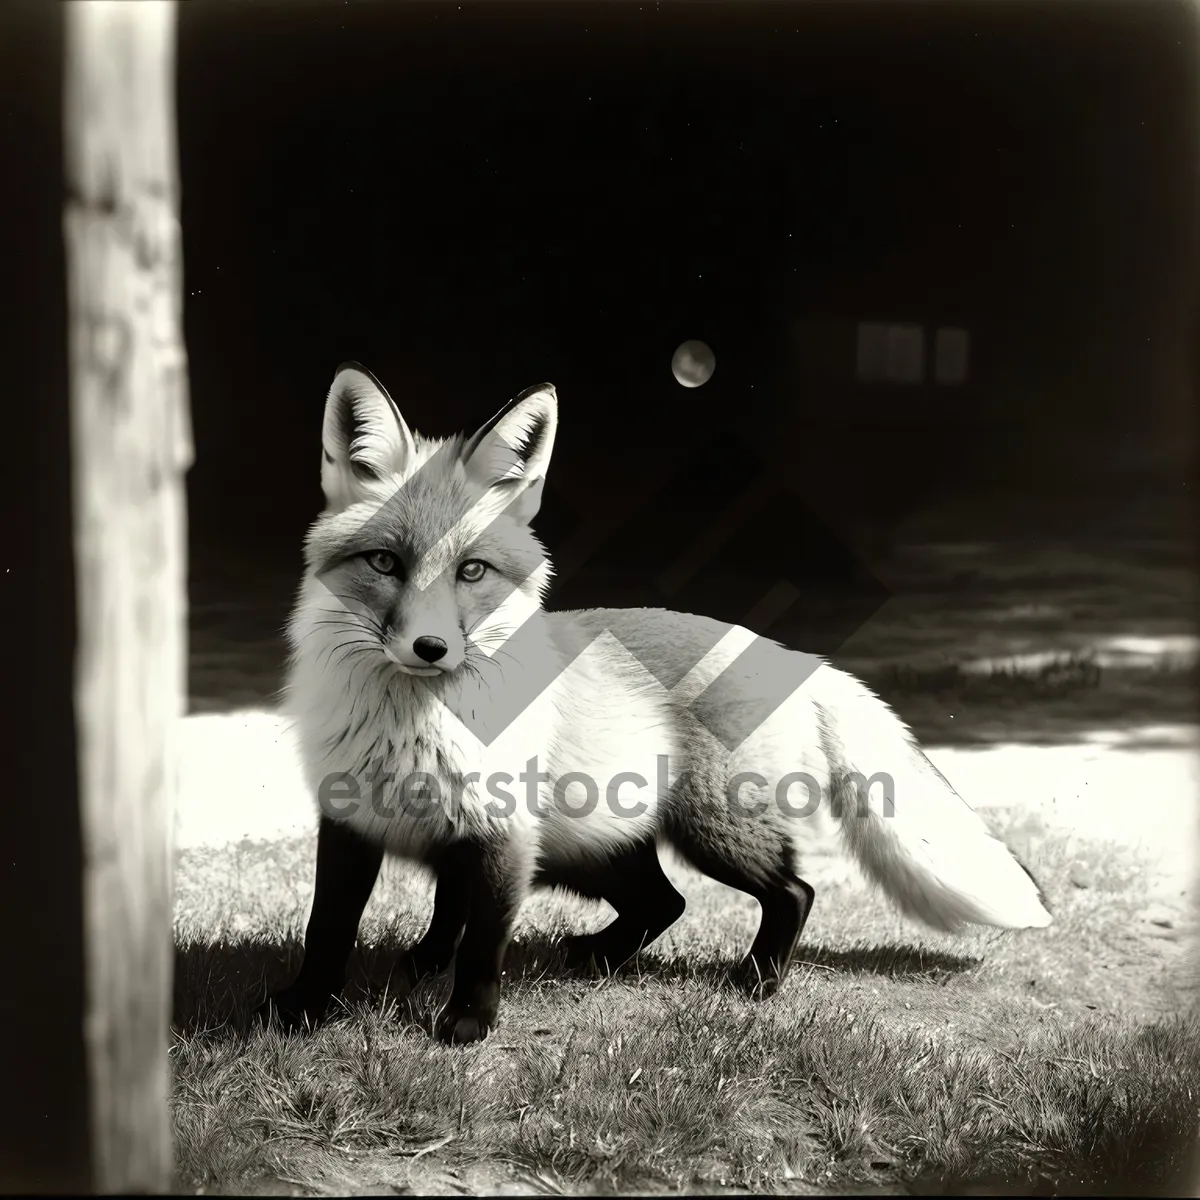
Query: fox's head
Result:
<box><xmin>293</xmin><ymin>362</ymin><xmax>558</xmax><ymax>682</ymax></box>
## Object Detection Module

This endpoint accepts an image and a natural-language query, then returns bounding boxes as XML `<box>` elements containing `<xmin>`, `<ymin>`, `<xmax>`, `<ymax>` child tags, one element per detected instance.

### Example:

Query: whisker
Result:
<box><xmin>347</xmin><ymin>652</ymin><xmax>378</xmax><ymax>694</ymax></box>
<box><xmin>310</xmin><ymin>616</ymin><xmax>383</xmax><ymax>639</ymax></box>
<box><xmin>330</xmin><ymin>642</ymin><xmax>377</xmax><ymax>671</ymax></box>
<box><xmin>317</xmin><ymin>636</ymin><xmax>383</xmax><ymax>678</ymax></box>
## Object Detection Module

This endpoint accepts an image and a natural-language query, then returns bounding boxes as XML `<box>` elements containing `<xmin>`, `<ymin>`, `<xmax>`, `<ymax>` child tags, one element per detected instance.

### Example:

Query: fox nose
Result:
<box><xmin>412</xmin><ymin>636</ymin><xmax>448</xmax><ymax>664</ymax></box>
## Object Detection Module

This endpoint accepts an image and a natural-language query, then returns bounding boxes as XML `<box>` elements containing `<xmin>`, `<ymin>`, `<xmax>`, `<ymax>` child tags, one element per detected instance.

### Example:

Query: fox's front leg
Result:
<box><xmin>257</xmin><ymin>816</ymin><xmax>383</xmax><ymax>1031</ymax></box>
<box><xmin>434</xmin><ymin>837</ymin><xmax>529</xmax><ymax>1046</ymax></box>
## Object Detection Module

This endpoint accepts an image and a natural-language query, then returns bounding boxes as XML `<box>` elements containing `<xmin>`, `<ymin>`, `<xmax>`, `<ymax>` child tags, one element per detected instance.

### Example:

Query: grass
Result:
<box><xmin>175</xmin><ymin>530</ymin><xmax>1199</xmax><ymax>1192</ymax></box>
<box><xmin>170</xmin><ymin>808</ymin><xmax>1200</xmax><ymax>1195</ymax></box>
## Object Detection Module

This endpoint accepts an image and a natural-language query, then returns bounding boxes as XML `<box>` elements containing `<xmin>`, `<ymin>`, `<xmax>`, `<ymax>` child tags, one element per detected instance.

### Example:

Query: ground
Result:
<box><xmin>171</xmin><ymin>529</ymin><xmax>1200</xmax><ymax>1195</ymax></box>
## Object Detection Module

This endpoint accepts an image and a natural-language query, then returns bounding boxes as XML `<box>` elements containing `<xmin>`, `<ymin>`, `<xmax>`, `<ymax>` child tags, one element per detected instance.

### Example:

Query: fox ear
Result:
<box><xmin>461</xmin><ymin>383</ymin><xmax>557</xmax><ymax>524</ymax></box>
<box><xmin>320</xmin><ymin>362</ymin><xmax>417</xmax><ymax>510</ymax></box>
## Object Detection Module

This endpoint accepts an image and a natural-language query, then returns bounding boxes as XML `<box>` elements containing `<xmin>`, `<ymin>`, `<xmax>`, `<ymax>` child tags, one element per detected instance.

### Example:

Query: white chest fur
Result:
<box><xmin>286</xmin><ymin>624</ymin><xmax>679</xmax><ymax>865</ymax></box>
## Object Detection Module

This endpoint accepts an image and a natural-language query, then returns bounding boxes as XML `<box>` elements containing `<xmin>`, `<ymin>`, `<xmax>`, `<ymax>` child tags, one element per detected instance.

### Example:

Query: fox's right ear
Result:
<box><xmin>320</xmin><ymin>362</ymin><xmax>417</xmax><ymax>511</ymax></box>
<box><xmin>461</xmin><ymin>383</ymin><xmax>557</xmax><ymax>525</ymax></box>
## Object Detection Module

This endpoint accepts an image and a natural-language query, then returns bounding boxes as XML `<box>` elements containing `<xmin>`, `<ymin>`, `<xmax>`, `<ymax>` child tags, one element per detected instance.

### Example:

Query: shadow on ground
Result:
<box><xmin>172</xmin><ymin>929</ymin><xmax>982</xmax><ymax>1037</ymax></box>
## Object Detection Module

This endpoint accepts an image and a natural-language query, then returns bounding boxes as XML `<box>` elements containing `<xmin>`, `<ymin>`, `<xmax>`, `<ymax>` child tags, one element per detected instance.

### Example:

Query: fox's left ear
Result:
<box><xmin>320</xmin><ymin>362</ymin><xmax>417</xmax><ymax>512</ymax></box>
<box><xmin>461</xmin><ymin>383</ymin><xmax>557</xmax><ymax>524</ymax></box>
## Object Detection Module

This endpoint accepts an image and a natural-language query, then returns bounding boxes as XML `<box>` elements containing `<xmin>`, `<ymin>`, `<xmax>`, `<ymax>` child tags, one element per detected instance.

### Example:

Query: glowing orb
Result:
<box><xmin>671</xmin><ymin>339</ymin><xmax>715</xmax><ymax>388</ymax></box>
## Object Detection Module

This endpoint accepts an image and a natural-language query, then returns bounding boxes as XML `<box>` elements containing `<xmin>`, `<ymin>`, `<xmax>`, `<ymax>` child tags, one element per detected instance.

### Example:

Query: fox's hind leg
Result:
<box><xmin>543</xmin><ymin>840</ymin><xmax>687</xmax><ymax>975</ymax></box>
<box><xmin>737</xmin><ymin>873</ymin><xmax>815</xmax><ymax>996</ymax></box>
<box><xmin>667</xmin><ymin>822</ymin><xmax>814</xmax><ymax>997</ymax></box>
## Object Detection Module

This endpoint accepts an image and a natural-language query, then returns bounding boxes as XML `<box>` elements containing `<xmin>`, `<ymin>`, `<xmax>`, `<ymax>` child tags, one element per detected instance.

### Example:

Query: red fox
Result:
<box><xmin>259</xmin><ymin>362</ymin><xmax>1051</xmax><ymax>1045</ymax></box>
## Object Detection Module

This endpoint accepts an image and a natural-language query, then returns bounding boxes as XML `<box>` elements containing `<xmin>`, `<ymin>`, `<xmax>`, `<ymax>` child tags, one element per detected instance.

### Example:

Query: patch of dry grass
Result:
<box><xmin>170</xmin><ymin>809</ymin><xmax>1200</xmax><ymax>1195</ymax></box>
<box><xmin>176</xmin><ymin>533</ymin><xmax>1199</xmax><ymax>1191</ymax></box>
<box><xmin>864</xmin><ymin>652</ymin><xmax>1198</xmax><ymax>746</ymax></box>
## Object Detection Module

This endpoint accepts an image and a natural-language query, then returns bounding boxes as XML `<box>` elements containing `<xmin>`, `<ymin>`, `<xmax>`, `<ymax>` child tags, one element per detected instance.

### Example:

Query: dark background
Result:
<box><xmin>7</xmin><ymin>0</ymin><xmax>1198</xmax><ymax>578</ymax></box>
<box><xmin>172</xmin><ymin>0</ymin><xmax>1198</xmax><ymax>565</ymax></box>
<box><xmin>3</xmin><ymin>0</ymin><xmax>1198</xmax><ymax>662</ymax></box>
<box><xmin>0</xmin><ymin>4</ymin><xmax>1195</xmax><ymax>1186</ymax></box>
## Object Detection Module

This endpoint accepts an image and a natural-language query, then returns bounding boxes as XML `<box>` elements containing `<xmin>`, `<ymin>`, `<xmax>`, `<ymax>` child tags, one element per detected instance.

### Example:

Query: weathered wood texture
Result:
<box><xmin>63</xmin><ymin>1</ymin><xmax>191</xmax><ymax>1191</ymax></box>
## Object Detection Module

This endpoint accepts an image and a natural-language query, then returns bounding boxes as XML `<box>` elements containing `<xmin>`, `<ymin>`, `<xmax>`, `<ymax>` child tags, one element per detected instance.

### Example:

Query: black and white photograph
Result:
<box><xmin>4</xmin><ymin>0</ymin><xmax>1200</xmax><ymax>1193</ymax></box>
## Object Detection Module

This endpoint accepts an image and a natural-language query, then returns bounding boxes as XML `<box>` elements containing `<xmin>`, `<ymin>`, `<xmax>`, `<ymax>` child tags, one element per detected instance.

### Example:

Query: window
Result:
<box><xmin>855</xmin><ymin>322</ymin><xmax>924</xmax><ymax>384</ymax></box>
<box><xmin>934</xmin><ymin>326</ymin><xmax>970</xmax><ymax>385</ymax></box>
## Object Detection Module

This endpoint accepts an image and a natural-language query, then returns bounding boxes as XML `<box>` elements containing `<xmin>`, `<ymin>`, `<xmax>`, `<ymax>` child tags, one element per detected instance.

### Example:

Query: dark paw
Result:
<box><xmin>434</xmin><ymin>1005</ymin><xmax>494</xmax><ymax>1045</ymax></box>
<box><xmin>255</xmin><ymin>983</ymin><xmax>333</xmax><ymax>1033</ymax></box>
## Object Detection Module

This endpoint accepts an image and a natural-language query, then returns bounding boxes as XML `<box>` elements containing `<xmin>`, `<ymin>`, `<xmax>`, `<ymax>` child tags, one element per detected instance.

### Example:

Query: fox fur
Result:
<box><xmin>261</xmin><ymin>362</ymin><xmax>1051</xmax><ymax>1045</ymax></box>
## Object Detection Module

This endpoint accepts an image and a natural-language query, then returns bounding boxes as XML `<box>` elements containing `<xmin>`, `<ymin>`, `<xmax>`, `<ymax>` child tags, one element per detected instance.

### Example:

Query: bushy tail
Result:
<box><xmin>813</xmin><ymin>668</ymin><xmax>1052</xmax><ymax>933</ymax></box>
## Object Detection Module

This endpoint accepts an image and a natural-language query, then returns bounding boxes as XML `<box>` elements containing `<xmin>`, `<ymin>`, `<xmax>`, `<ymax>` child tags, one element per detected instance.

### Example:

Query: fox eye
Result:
<box><xmin>365</xmin><ymin>549</ymin><xmax>400</xmax><ymax>576</ymax></box>
<box><xmin>458</xmin><ymin>559</ymin><xmax>489</xmax><ymax>583</ymax></box>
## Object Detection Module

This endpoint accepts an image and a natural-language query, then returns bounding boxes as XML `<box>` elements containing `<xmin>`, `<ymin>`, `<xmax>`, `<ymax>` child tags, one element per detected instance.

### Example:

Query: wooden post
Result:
<box><xmin>62</xmin><ymin>1</ymin><xmax>191</xmax><ymax>1191</ymax></box>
